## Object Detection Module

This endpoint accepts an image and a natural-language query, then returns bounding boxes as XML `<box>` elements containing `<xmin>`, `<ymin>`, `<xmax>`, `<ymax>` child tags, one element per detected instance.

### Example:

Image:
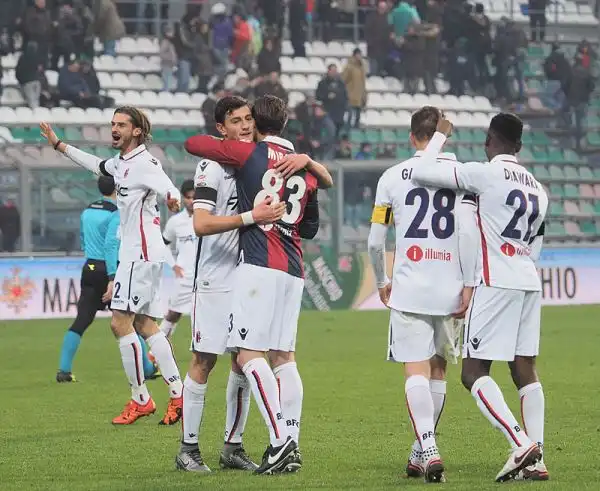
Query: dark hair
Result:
<box><xmin>489</xmin><ymin>113</ymin><xmax>523</xmax><ymax>145</ymax></box>
<box><xmin>113</xmin><ymin>106</ymin><xmax>152</xmax><ymax>144</ymax></box>
<box><xmin>475</xmin><ymin>3</ymin><xmax>484</xmax><ymax>13</ymax></box>
<box><xmin>98</xmin><ymin>176</ymin><xmax>115</xmax><ymax>196</ymax></box>
<box><xmin>180</xmin><ymin>179</ymin><xmax>194</xmax><ymax>195</ymax></box>
<box><xmin>410</xmin><ymin>106</ymin><xmax>440</xmax><ymax>142</ymax></box>
<box><xmin>214</xmin><ymin>95</ymin><xmax>249</xmax><ymax>124</ymax></box>
<box><xmin>252</xmin><ymin>95</ymin><xmax>288</xmax><ymax>135</ymax></box>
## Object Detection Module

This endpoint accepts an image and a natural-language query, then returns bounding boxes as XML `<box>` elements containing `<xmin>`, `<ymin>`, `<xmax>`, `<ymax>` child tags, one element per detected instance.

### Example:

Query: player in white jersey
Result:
<box><xmin>412</xmin><ymin>114</ymin><xmax>549</xmax><ymax>482</ymax></box>
<box><xmin>367</xmin><ymin>107</ymin><xmax>480</xmax><ymax>483</ymax></box>
<box><xmin>40</xmin><ymin>107</ymin><xmax>185</xmax><ymax>426</ymax></box>
<box><xmin>160</xmin><ymin>179</ymin><xmax>197</xmax><ymax>338</ymax></box>
<box><xmin>176</xmin><ymin>96</ymin><xmax>287</xmax><ymax>473</ymax></box>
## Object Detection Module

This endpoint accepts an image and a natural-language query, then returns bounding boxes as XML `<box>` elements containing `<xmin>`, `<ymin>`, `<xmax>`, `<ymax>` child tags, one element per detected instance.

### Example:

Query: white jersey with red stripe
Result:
<box><xmin>101</xmin><ymin>144</ymin><xmax>180</xmax><ymax>263</ymax></box>
<box><xmin>162</xmin><ymin>210</ymin><xmax>197</xmax><ymax>281</ymax></box>
<box><xmin>412</xmin><ymin>133</ymin><xmax>548</xmax><ymax>292</ymax></box>
<box><xmin>371</xmin><ymin>151</ymin><xmax>469</xmax><ymax>315</ymax></box>
<box><xmin>192</xmin><ymin>158</ymin><xmax>239</xmax><ymax>292</ymax></box>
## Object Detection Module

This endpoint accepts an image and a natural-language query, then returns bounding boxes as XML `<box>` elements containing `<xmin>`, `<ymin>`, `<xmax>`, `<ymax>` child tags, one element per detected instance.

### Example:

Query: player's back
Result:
<box><xmin>80</xmin><ymin>198</ymin><xmax>117</xmax><ymax>260</ymax></box>
<box><xmin>235</xmin><ymin>136</ymin><xmax>318</xmax><ymax>278</ymax></box>
<box><xmin>376</xmin><ymin>153</ymin><xmax>465</xmax><ymax>315</ymax></box>
<box><xmin>474</xmin><ymin>156</ymin><xmax>548</xmax><ymax>291</ymax></box>
<box><xmin>194</xmin><ymin>159</ymin><xmax>239</xmax><ymax>291</ymax></box>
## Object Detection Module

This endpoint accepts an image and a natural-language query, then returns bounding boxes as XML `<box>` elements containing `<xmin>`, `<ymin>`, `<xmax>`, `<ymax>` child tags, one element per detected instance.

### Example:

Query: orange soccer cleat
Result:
<box><xmin>112</xmin><ymin>398</ymin><xmax>156</xmax><ymax>425</ymax></box>
<box><xmin>159</xmin><ymin>396</ymin><xmax>183</xmax><ymax>425</ymax></box>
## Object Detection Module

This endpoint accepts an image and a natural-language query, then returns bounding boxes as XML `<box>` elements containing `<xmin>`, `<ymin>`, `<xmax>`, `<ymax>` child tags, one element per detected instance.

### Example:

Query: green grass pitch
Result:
<box><xmin>1</xmin><ymin>307</ymin><xmax>600</xmax><ymax>490</ymax></box>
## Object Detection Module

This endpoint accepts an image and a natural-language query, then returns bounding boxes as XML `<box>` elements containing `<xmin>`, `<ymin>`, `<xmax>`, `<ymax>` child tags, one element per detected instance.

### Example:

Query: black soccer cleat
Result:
<box><xmin>424</xmin><ymin>459</ymin><xmax>446</xmax><ymax>483</ymax></box>
<box><xmin>282</xmin><ymin>448</ymin><xmax>303</xmax><ymax>473</ymax></box>
<box><xmin>254</xmin><ymin>436</ymin><xmax>298</xmax><ymax>475</ymax></box>
<box><xmin>56</xmin><ymin>371</ymin><xmax>76</xmax><ymax>383</ymax></box>
<box><xmin>219</xmin><ymin>443</ymin><xmax>258</xmax><ymax>471</ymax></box>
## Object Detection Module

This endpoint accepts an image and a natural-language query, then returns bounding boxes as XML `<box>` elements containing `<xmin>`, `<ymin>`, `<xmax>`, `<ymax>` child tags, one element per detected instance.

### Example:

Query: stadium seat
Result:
<box><xmin>549</xmin><ymin>184</ymin><xmax>565</xmax><ymax>197</ymax></box>
<box><xmin>565</xmin><ymin>221</ymin><xmax>583</xmax><ymax>235</ymax></box>
<box><xmin>581</xmin><ymin>184</ymin><xmax>596</xmax><ymax>198</ymax></box>
<box><xmin>533</xmin><ymin>165</ymin><xmax>550</xmax><ymax>180</ymax></box>
<box><xmin>564</xmin><ymin>184</ymin><xmax>579</xmax><ymax>198</ymax></box>
<box><xmin>564</xmin><ymin>200</ymin><xmax>580</xmax><ymax>215</ymax></box>
<box><xmin>546</xmin><ymin>221</ymin><xmax>566</xmax><ymax>237</ymax></box>
<box><xmin>579</xmin><ymin>166</ymin><xmax>594</xmax><ymax>181</ymax></box>
<box><xmin>548</xmin><ymin>201</ymin><xmax>564</xmax><ymax>216</ymax></box>
<box><xmin>580</xmin><ymin>220</ymin><xmax>597</xmax><ymax>235</ymax></box>
<box><xmin>563</xmin><ymin>166</ymin><xmax>579</xmax><ymax>181</ymax></box>
<box><xmin>579</xmin><ymin>201</ymin><xmax>595</xmax><ymax>215</ymax></box>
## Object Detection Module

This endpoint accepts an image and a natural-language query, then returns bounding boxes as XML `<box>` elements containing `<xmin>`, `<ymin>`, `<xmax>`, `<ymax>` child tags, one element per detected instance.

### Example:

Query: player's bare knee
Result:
<box><xmin>404</xmin><ymin>360</ymin><xmax>431</xmax><ymax>379</ymax></box>
<box><xmin>165</xmin><ymin>310</ymin><xmax>182</xmax><ymax>323</ymax></box>
<box><xmin>430</xmin><ymin>355</ymin><xmax>447</xmax><ymax>380</ymax></box>
<box><xmin>230</xmin><ymin>352</ymin><xmax>244</xmax><ymax>374</ymax></box>
<box><xmin>110</xmin><ymin>310</ymin><xmax>135</xmax><ymax>337</ymax></box>
<box><xmin>192</xmin><ymin>352</ymin><xmax>217</xmax><ymax>380</ymax></box>
<box><xmin>133</xmin><ymin>314</ymin><xmax>159</xmax><ymax>338</ymax></box>
<box><xmin>510</xmin><ymin>356</ymin><xmax>538</xmax><ymax>389</ymax></box>
<box><xmin>461</xmin><ymin>358</ymin><xmax>490</xmax><ymax>390</ymax></box>
<box><xmin>268</xmin><ymin>350</ymin><xmax>295</xmax><ymax>369</ymax></box>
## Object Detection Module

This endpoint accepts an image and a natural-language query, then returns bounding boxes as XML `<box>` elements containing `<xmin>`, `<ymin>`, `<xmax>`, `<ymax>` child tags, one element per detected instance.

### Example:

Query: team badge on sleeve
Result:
<box><xmin>371</xmin><ymin>205</ymin><xmax>393</xmax><ymax>225</ymax></box>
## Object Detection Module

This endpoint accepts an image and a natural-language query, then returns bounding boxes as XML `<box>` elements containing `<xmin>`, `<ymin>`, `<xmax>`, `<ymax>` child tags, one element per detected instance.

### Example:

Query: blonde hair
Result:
<box><xmin>113</xmin><ymin>106</ymin><xmax>152</xmax><ymax>145</ymax></box>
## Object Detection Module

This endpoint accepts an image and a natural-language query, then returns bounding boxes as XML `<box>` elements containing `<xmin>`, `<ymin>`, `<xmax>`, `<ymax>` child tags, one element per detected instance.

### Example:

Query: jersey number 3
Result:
<box><xmin>254</xmin><ymin>169</ymin><xmax>307</xmax><ymax>231</ymax></box>
<box><xmin>404</xmin><ymin>188</ymin><xmax>456</xmax><ymax>239</ymax></box>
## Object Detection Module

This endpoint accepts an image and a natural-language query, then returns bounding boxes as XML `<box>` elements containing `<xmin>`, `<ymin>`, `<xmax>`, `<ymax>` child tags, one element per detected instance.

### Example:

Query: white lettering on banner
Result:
<box><xmin>538</xmin><ymin>267</ymin><xmax>577</xmax><ymax>300</ymax></box>
<box><xmin>312</xmin><ymin>257</ymin><xmax>343</xmax><ymax>302</ymax></box>
<box><xmin>303</xmin><ymin>264</ymin><xmax>330</xmax><ymax>311</ymax></box>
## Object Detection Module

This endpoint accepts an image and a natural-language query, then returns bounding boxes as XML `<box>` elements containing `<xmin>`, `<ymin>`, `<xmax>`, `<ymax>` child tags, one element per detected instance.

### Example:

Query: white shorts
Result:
<box><xmin>462</xmin><ymin>285</ymin><xmax>541</xmax><ymax>361</ymax></box>
<box><xmin>168</xmin><ymin>278</ymin><xmax>194</xmax><ymax>314</ymax></box>
<box><xmin>227</xmin><ymin>264</ymin><xmax>304</xmax><ymax>352</ymax></box>
<box><xmin>110</xmin><ymin>261</ymin><xmax>163</xmax><ymax>318</ymax></box>
<box><xmin>190</xmin><ymin>290</ymin><xmax>232</xmax><ymax>355</ymax></box>
<box><xmin>387</xmin><ymin>310</ymin><xmax>461</xmax><ymax>364</ymax></box>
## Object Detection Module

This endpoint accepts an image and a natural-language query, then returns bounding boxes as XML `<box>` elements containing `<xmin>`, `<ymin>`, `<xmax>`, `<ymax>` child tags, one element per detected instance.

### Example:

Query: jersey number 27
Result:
<box><xmin>253</xmin><ymin>169</ymin><xmax>307</xmax><ymax>231</ymax></box>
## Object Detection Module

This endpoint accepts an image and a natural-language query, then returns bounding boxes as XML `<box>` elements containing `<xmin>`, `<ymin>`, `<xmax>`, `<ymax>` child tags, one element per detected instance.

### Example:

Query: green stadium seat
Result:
<box><xmin>152</xmin><ymin>128</ymin><xmax>169</xmax><ymax>142</ymax></box>
<box><xmin>380</xmin><ymin>129</ymin><xmax>397</xmax><ymax>142</ymax></box>
<box><xmin>587</xmin><ymin>114</ymin><xmax>600</xmax><ymax>127</ymax></box>
<box><xmin>533</xmin><ymin>148</ymin><xmax>549</xmax><ymax>163</ymax></box>
<box><xmin>563</xmin><ymin>149</ymin><xmax>584</xmax><ymax>165</ymax></box>
<box><xmin>594</xmin><ymin>201</ymin><xmax>600</xmax><ymax>215</ymax></box>
<box><xmin>519</xmin><ymin>148</ymin><xmax>534</xmax><ymax>162</ymax></box>
<box><xmin>532</xmin><ymin>165</ymin><xmax>550</xmax><ymax>180</ymax></box>
<box><xmin>548</xmin><ymin>165</ymin><xmax>564</xmax><ymax>180</ymax></box>
<box><xmin>457</xmin><ymin>147</ymin><xmax>474</xmax><ymax>161</ymax></box>
<box><xmin>564</xmin><ymin>184</ymin><xmax>579</xmax><ymax>198</ymax></box>
<box><xmin>95</xmin><ymin>147</ymin><xmax>114</xmax><ymax>159</ymax></box>
<box><xmin>364</xmin><ymin>129</ymin><xmax>381</xmax><ymax>144</ymax></box>
<box><xmin>349</xmin><ymin>128</ymin><xmax>364</xmax><ymax>143</ymax></box>
<box><xmin>548</xmin><ymin>201</ymin><xmax>564</xmax><ymax>216</ymax></box>
<box><xmin>531</xmin><ymin>132</ymin><xmax>550</xmax><ymax>145</ymax></box>
<box><xmin>396</xmin><ymin>146</ymin><xmax>411</xmax><ymax>159</ymax></box>
<box><xmin>591</xmin><ymin>98</ymin><xmax>600</xmax><ymax>109</ymax></box>
<box><xmin>579</xmin><ymin>201</ymin><xmax>595</xmax><ymax>215</ymax></box>
<box><xmin>546</xmin><ymin>221</ymin><xmax>566</xmax><ymax>236</ymax></box>
<box><xmin>528</xmin><ymin>45</ymin><xmax>545</xmax><ymax>58</ymax></box>
<box><xmin>472</xmin><ymin>146</ymin><xmax>486</xmax><ymax>161</ymax></box>
<box><xmin>549</xmin><ymin>184</ymin><xmax>564</xmax><ymax>197</ymax></box>
<box><xmin>471</xmin><ymin>129</ymin><xmax>486</xmax><ymax>143</ymax></box>
<box><xmin>593</xmin><ymin>167</ymin><xmax>600</xmax><ymax>179</ymax></box>
<box><xmin>587</xmin><ymin>133</ymin><xmax>600</xmax><ymax>146</ymax></box>
<box><xmin>563</xmin><ymin>166</ymin><xmax>579</xmax><ymax>181</ymax></box>
<box><xmin>454</xmin><ymin>129</ymin><xmax>472</xmax><ymax>143</ymax></box>
<box><xmin>65</xmin><ymin>127</ymin><xmax>82</xmax><ymax>141</ymax></box>
<box><xmin>546</xmin><ymin>147</ymin><xmax>564</xmax><ymax>163</ymax></box>
<box><xmin>167</xmin><ymin>129</ymin><xmax>188</xmax><ymax>143</ymax></box>
<box><xmin>580</xmin><ymin>221</ymin><xmax>597</xmax><ymax>235</ymax></box>
<box><xmin>396</xmin><ymin>128</ymin><xmax>410</xmax><ymax>142</ymax></box>
<box><xmin>579</xmin><ymin>166</ymin><xmax>594</xmax><ymax>181</ymax></box>
<box><xmin>165</xmin><ymin>145</ymin><xmax>183</xmax><ymax>162</ymax></box>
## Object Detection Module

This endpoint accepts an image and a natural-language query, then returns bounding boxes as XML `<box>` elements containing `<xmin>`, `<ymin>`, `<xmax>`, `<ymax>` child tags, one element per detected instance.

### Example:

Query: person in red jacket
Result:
<box><xmin>231</xmin><ymin>12</ymin><xmax>251</xmax><ymax>68</ymax></box>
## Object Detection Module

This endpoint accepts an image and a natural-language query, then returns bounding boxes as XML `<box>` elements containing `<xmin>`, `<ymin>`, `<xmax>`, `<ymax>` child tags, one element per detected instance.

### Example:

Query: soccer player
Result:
<box><xmin>160</xmin><ymin>179</ymin><xmax>196</xmax><ymax>338</ymax></box>
<box><xmin>184</xmin><ymin>94</ymin><xmax>330</xmax><ymax>474</ymax></box>
<box><xmin>40</xmin><ymin>107</ymin><xmax>186</xmax><ymax>426</ymax></box>
<box><xmin>367</xmin><ymin>106</ymin><xmax>479</xmax><ymax>483</ymax></box>
<box><xmin>411</xmin><ymin>113</ymin><xmax>548</xmax><ymax>482</ymax></box>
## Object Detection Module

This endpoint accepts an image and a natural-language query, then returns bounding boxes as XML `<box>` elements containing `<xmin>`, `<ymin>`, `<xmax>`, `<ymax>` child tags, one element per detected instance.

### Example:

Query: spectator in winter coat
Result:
<box><xmin>191</xmin><ymin>19</ymin><xmax>213</xmax><ymax>94</ymax></box>
<box><xmin>316</xmin><ymin>64</ymin><xmax>348</xmax><ymax>137</ymax></box>
<box><xmin>211</xmin><ymin>3</ymin><xmax>233</xmax><ymax>78</ymax></box>
<box><xmin>160</xmin><ymin>25</ymin><xmax>178</xmax><ymax>91</ymax></box>
<box><xmin>365</xmin><ymin>1</ymin><xmax>392</xmax><ymax>75</ymax></box>
<box><xmin>528</xmin><ymin>0</ymin><xmax>548</xmax><ymax>42</ymax></box>
<box><xmin>53</xmin><ymin>3</ymin><xmax>84</xmax><ymax>70</ymax></box>
<box><xmin>342</xmin><ymin>48</ymin><xmax>367</xmax><ymax>128</ymax></box>
<box><xmin>92</xmin><ymin>0</ymin><xmax>126</xmax><ymax>56</ymax></box>
<box><xmin>562</xmin><ymin>54</ymin><xmax>595</xmax><ymax>150</ymax></box>
<box><xmin>257</xmin><ymin>39</ymin><xmax>281</xmax><ymax>76</ymax></box>
<box><xmin>231</xmin><ymin>13</ymin><xmax>252</xmax><ymax>71</ymax></box>
<box><xmin>254</xmin><ymin>72</ymin><xmax>289</xmax><ymax>103</ymax></box>
<box><xmin>16</xmin><ymin>42</ymin><xmax>44</xmax><ymax>109</ymax></box>
<box><xmin>0</xmin><ymin>199</ymin><xmax>20</xmax><ymax>252</ymax></box>
<box><xmin>308</xmin><ymin>103</ymin><xmax>337</xmax><ymax>161</ymax></box>
<box><xmin>174</xmin><ymin>12</ymin><xmax>197</xmax><ymax>92</ymax></box>
<box><xmin>22</xmin><ymin>0</ymin><xmax>52</xmax><ymax>68</ymax></box>
<box><xmin>58</xmin><ymin>58</ymin><xmax>102</xmax><ymax>108</ymax></box>
<box><xmin>288</xmin><ymin>0</ymin><xmax>307</xmax><ymax>57</ymax></box>
<box><xmin>542</xmin><ymin>43</ymin><xmax>570</xmax><ymax>110</ymax></box>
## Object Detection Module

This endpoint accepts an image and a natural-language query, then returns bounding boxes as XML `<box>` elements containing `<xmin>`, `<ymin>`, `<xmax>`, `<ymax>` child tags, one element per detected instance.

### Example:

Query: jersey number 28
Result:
<box><xmin>404</xmin><ymin>188</ymin><xmax>456</xmax><ymax>239</ymax></box>
<box><xmin>254</xmin><ymin>169</ymin><xmax>307</xmax><ymax>231</ymax></box>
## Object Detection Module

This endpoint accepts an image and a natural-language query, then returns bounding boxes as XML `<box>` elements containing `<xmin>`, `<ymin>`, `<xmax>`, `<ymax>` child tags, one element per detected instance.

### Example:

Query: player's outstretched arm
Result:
<box><xmin>274</xmin><ymin>154</ymin><xmax>334</xmax><ymax>189</ymax></box>
<box><xmin>193</xmin><ymin>197</ymin><xmax>286</xmax><ymax>237</ymax></box>
<box><xmin>184</xmin><ymin>135</ymin><xmax>255</xmax><ymax>168</ymax></box>
<box><xmin>40</xmin><ymin>122</ymin><xmax>110</xmax><ymax>176</ymax></box>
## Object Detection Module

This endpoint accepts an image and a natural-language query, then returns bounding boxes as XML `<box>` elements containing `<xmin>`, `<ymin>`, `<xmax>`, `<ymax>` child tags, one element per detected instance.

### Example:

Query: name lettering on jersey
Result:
<box><xmin>406</xmin><ymin>245</ymin><xmax>452</xmax><ymax>263</ymax></box>
<box><xmin>275</xmin><ymin>223</ymin><xmax>292</xmax><ymax>237</ymax></box>
<box><xmin>401</xmin><ymin>168</ymin><xmax>413</xmax><ymax>180</ymax></box>
<box><xmin>178</xmin><ymin>234</ymin><xmax>196</xmax><ymax>243</ymax></box>
<box><xmin>268</xmin><ymin>147</ymin><xmax>285</xmax><ymax>162</ymax></box>
<box><xmin>504</xmin><ymin>169</ymin><xmax>540</xmax><ymax>190</ymax></box>
<box><xmin>500</xmin><ymin>242</ymin><xmax>531</xmax><ymax>257</ymax></box>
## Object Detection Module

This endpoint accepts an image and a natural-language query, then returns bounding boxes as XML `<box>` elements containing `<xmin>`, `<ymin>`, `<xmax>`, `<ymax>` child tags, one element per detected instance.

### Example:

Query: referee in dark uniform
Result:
<box><xmin>56</xmin><ymin>176</ymin><xmax>120</xmax><ymax>382</ymax></box>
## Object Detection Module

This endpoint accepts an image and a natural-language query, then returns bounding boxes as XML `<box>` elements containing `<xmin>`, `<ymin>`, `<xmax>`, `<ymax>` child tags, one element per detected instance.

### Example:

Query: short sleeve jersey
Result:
<box><xmin>372</xmin><ymin>152</ymin><xmax>467</xmax><ymax>315</ymax></box>
<box><xmin>162</xmin><ymin>210</ymin><xmax>197</xmax><ymax>281</ymax></box>
<box><xmin>192</xmin><ymin>158</ymin><xmax>239</xmax><ymax>292</ymax></box>
<box><xmin>100</xmin><ymin>144</ymin><xmax>180</xmax><ymax>264</ymax></box>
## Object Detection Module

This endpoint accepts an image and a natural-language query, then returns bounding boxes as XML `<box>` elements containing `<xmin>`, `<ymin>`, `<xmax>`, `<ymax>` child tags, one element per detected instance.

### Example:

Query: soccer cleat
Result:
<box><xmin>283</xmin><ymin>448</ymin><xmax>303</xmax><ymax>473</ymax></box>
<box><xmin>254</xmin><ymin>436</ymin><xmax>298</xmax><ymax>475</ymax></box>
<box><xmin>56</xmin><ymin>371</ymin><xmax>76</xmax><ymax>383</ymax></box>
<box><xmin>423</xmin><ymin>447</ymin><xmax>446</xmax><ymax>483</ymax></box>
<box><xmin>495</xmin><ymin>443</ymin><xmax>542</xmax><ymax>482</ymax></box>
<box><xmin>159</xmin><ymin>396</ymin><xmax>183</xmax><ymax>425</ymax></box>
<box><xmin>176</xmin><ymin>446</ymin><xmax>211</xmax><ymax>473</ymax></box>
<box><xmin>112</xmin><ymin>398</ymin><xmax>156</xmax><ymax>425</ymax></box>
<box><xmin>406</xmin><ymin>448</ymin><xmax>424</xmax><ymax>478</ymax></box>
<box><xmin>219</xmin><ymin>443</ymin><xmax>259</xmax><ymax>471</ymax></box>
<box><xmin>515</xmin><ymin>461</ymin><xmax>549</xmax><ymax>481</ymax></box>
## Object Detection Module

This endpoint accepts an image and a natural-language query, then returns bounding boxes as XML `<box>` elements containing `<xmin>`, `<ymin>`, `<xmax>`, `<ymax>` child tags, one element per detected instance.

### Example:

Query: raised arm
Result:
<box><xmin>192</xmin><ymin>159</ymin><xmax>285</xmax><ymax>237</ymax></box>
<box><xmin>184</xmin><ymin>135</ymin><xmax>256</xmax><ymax>168</ymax></box>
<box><xmin>40</xmin><ymin>122</ymin><xmax>113</xmax><ymax>176</ymax></box>
<box><xmin>273</xmin><ymin>154</ymin><xmax>334</xmax><ymax>189</ymax></box>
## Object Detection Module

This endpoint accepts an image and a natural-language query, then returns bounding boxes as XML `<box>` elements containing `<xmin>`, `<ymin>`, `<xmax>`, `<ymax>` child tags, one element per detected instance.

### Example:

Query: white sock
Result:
<box><xmin>405</xmin><ymin>375</ymin><xmax>437</xmax><ymax>454</ymax></box>
<box><xmin>147</xmin><ymin>331</ymin><xmax>183</xmax><ymax>398</ymax></box>
<box><xmin>241</xmin><ymin>358</ymin><xmax>289</xmax><ymax>447</ymax></box>
<box><xmin>160</xmin><ymin>319</ymin><xmax>177</xmax><ymax>338</ymax></box>
<box><xmin>411</xmin><ymin>379</ymin><xmax>447</xmax><ymax>455</ymax></box>
<box><xmin>224</xmin><ymin>371</ymin><xmax>251</xmax><ymax>444</ymax></box>
<box><xmin>273</xmin><ymin>361</ymin><xmax>303</xmax><ymax>444</ymax></box>
<box><xmin>182</xmin><ymin>374</ymin><xmax>206</xmax><ymax>446</ymax></box>
<box><xmin>472</xmin><ymin>376</ymin><xmax>532</xmax><ymax>449</ymax></box>
<box><xmin>519</xmin><ymin>382</ymin><xmax>545</xmax><ymax>460</ymax></box>
<box><xmin>118</xmin><ymin>332</ymin><xmax>150</xmax><ymax>405</ymax></box>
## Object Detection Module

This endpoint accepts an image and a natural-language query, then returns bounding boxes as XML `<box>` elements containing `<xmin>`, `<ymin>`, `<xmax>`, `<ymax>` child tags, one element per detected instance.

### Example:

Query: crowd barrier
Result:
<box><xmin>0</xmin><ymin>247</ymin><xmax>597</xmax><ymax>320</ymax></box>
